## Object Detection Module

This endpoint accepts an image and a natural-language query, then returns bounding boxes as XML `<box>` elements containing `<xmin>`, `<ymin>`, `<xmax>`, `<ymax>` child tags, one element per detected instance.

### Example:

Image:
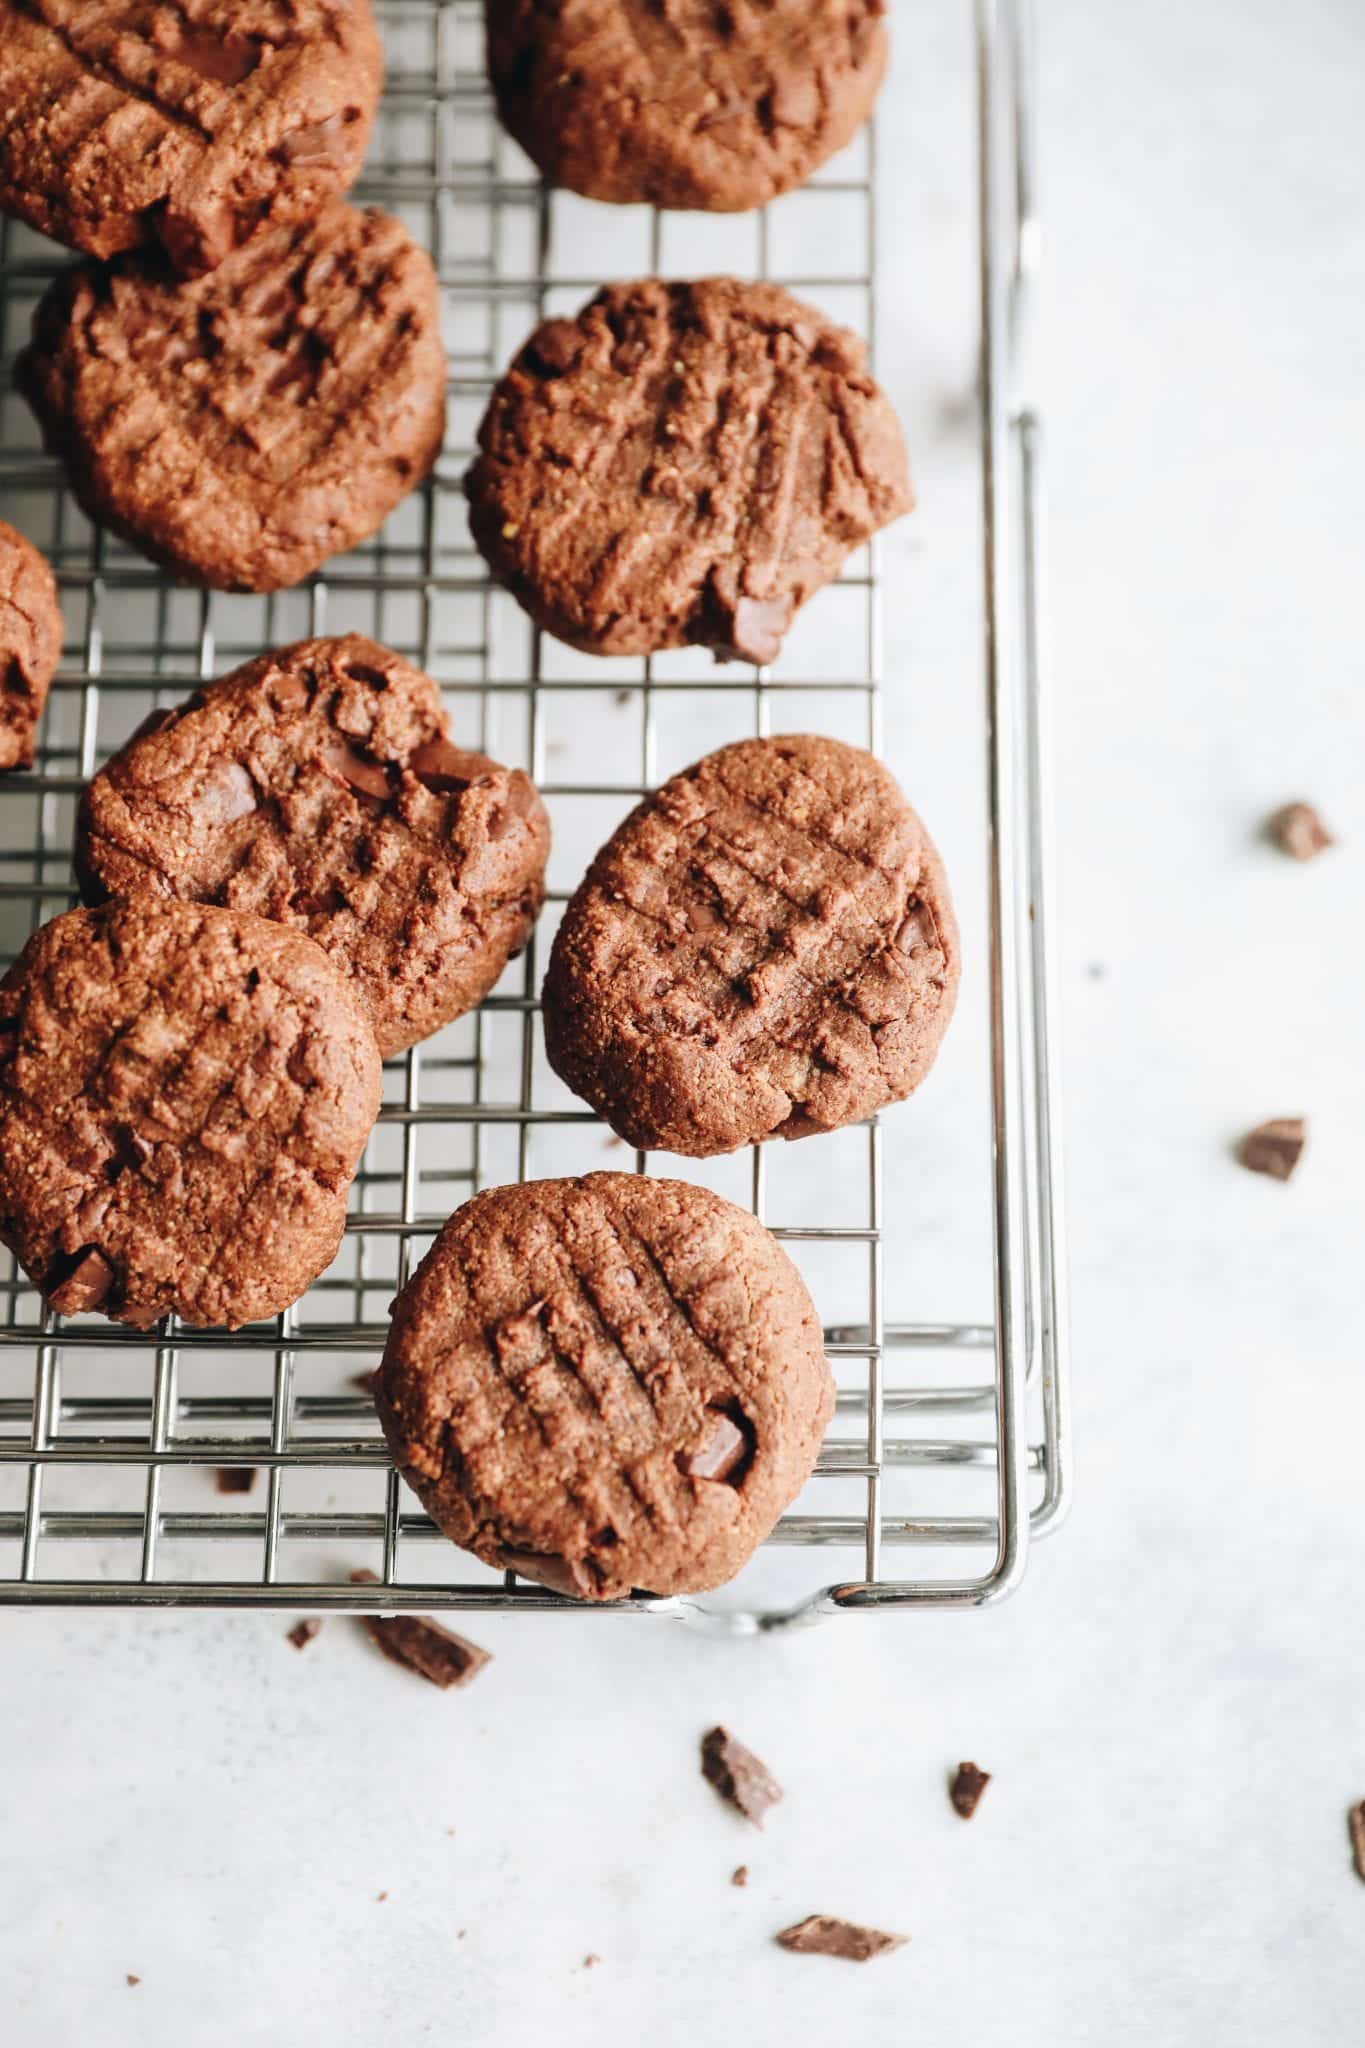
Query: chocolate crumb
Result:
<box><xmin>775</xmin><ymin>1916</ymin><xmax>907</xmax><ymax>1962</ymax></box>
<box><xmin>126</xmin><ymin>1975</ymin><xmax>141</xmax><ymax>1987</ymax></box>
<box><xmin>701</xmin><ymin>1725</ymin><xmax>783</xmax><ymax>1827</ymax></box>
<box><xmin>286</xmin><ymin>1617</ymin><xmax>321</xmax><ymax>1651</ymax></box>
<box><xmin>950</xmin><ymin>1761</ymin><xmax>992</xmax><ymax>1818</ymax></box>
<box><xmin>1239</xmin><ymin>1118</ymin><xmax>1307</xmax><ymax>1182</ymax></box>
<box><xmin>1268</xmin><ymin>801</ymin><xmax>1335</xmax><ymax>861</ymax></box>
<box><xmin>348</xmin><ymin>1569</ymin><xmax>492</xmax><ymax>1688</ymax></box>
<box><xmin>376</xmin><ymin>1891</ymin><xmax>388</xmax><ymax>1903</ymax></box>
<box><xmin>215</xmin><ymin>1467</ymin><xmax>256</xmax><ymax>1494</ymax></box>
<box><xmin>582</xmin><ymin>1953</ymin><xmax>602</xmax><ymax>1970</ymax></box>
<box><xmin>731</xmin><ymin>1865</ymin><xmax>749</xmax><ymax>1888</ymax></box>
<box><xmin>1349</xmin><ymin>1802</ymin><xmax>1365</xmax><ymax>1883</ymax></box>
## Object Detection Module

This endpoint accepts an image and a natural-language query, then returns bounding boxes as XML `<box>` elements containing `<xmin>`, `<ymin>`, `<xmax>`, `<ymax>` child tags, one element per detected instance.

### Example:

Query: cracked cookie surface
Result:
<box><xmin>542</xmin><ymin>735</ymin><xmax>960</xmax><ymax>1156</ymax></box>
<box><xmin>0</xmin><ymin>0</ymin><xmax>381</xmax><ymax>274</ymax></box>
<box><xmin>0</xmin><ymin>521</ymin><xmax>62</xmax><ymax>773</ymax></box>
<box><xmin>0</xmin><ymin>899</ymin><xmax>381</xmax><ymax>1329</ymax></box>
<box><xmin>466</xmin><ymin>277</ymin><xmax>910</xmax><ymax>665</ymax></box>
<box><xmin>77</xmin><ymin>635</ymin><xmax>550</xmax><ymax>1059</ymax></box>
<box><xmin>376</xmin><ymin>1172</ymin><xmax>834</xmax><ymax>1600</ymax></box>
<box><xmin>17</xmin><ymin>201</ymin><xmax>445</xmax><ymax>593</ymax></box>
<box><xmin>486</xmin><ymin>0</ymin><xmax>887</xmax><ymax>213</ymax></box>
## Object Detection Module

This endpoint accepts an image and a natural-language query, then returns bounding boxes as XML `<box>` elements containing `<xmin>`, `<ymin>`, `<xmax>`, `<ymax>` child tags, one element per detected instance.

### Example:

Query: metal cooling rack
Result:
<box><xmin>0</xmin><ymin>0</ymin><xmax>1067</xmax><ymax>1629</ymax></box>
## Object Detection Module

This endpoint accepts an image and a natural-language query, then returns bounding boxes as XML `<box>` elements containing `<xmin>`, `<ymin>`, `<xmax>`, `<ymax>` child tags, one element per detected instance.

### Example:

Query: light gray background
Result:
<box><xmin>4</xmin><ymin>2</ymin><xmax>1363</xmax><ymax>2040</ymax></box>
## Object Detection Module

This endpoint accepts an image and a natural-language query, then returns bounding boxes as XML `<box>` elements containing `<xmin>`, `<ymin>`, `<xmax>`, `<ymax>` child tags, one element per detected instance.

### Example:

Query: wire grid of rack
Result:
<box><xmin>0</xmin><ymin>0</ymin><xmax>1066</xmax><ymax>1629</ymax></box>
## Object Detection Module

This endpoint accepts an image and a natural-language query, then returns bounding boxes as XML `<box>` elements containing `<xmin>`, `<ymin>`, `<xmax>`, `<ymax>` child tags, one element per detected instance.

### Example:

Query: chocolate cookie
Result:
<box><xmin>543</xmin><ymin>736</ymin><xmax>960</xmax><ymax>1156</ymax></box>
<box><xmin>16</xmin><ymin>202</ymin><xmax>446</xmax><ymax>593</ymax></box>
<box><xmin>0</xmin><ymin>0</ymin><xmax>381</xmax><ymax>275</ymax></box>
<box><xmin>486</xmin><ymin>1</ymin><xmax>887</xmax><ymax>213</ymax></box>
<box><xmin>77</xmin><ymin>635</ymin><xmax>550</xmax><ymax>1059</ymax></box>
<box><xmin>465</xmin><ymin>278</ymin><xmax>910</xmax><ymax>664</ymax></box>
<box><xmin>375</xmin><ymin>1172</ymin><xmax>834</xmax><ymax>1600</ymax></box>
<box><xmin>0</xmin><ymin>900</ymin><xmax>381</xmax><ymax>1329</ymax></box>
<box><xmin>0</xmin><ymin>521</ymin><xmax>62</xmax><ymax>773</ymax></box>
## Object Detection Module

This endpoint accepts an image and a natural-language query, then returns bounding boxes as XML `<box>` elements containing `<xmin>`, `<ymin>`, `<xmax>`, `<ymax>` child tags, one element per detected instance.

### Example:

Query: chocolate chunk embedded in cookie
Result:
<box><xmin>465</xmin><ymin>278</ymin><xmax>911</xmax><ymax>664</ymax></box>
<box><xmin>543</xmin><ymin>736</ymin><xmax>960</xmax><ymax>1156</ymax></box>
<box><xmin>486</xmin><ymin>0</ymin><xmax>887</xmax><ymax>213</ymax></box>
<box><xmin>0</xmin><ymin>0</ymin><xmax>381</xmax><ymax>275</ymax></box>
<box><xmin>77</xmin><ymin>636</ymin><xmax>549</xmax><ymax>1059</ymax></box>
<box><xmin>0</xmin><ymin>521</ymin><xmax>62</xmax><ymax>773</ymax></box>
<box><xmin>17</xmin><ymin>202</ymin><xmax>446</xmax><ymax>593</ymax></box>
<box><xmin>0</xmin><ymin>901</ymin><xmax>381</xmax><ymax>1329</ymax></box>
<box><xmin>375</xmin><ymin>1173</ymin><xmax>834</xmax><ymax>1600</ymax></box>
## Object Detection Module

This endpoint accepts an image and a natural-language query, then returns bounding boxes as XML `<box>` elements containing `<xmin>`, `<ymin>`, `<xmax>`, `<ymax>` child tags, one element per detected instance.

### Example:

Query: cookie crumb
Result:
<box><xmin>949</xmin><ymin>1761</ymin><xmax>991</xmax><ymax>1818</ymax></box>
<box><xmin>215</xmin><ymin>1467</ymin><xmax>255</xmax><ymax>1494</ymax></box>
<box><xmin>1267</xmin><ymin>801</ymin><xmax>1334</xmax><ymax>861</ymax></box>
<box><xmin>376</xmin><ymin>1891</ymin><xmax>388</xmax><ymax>1903</ymax></box>
<box><xmin>1239</xmin><ymin>1118</ymin><xmax>1307</xmax><ymax>1182</ymax></box>
<box><xmin>775</xmin><ymin>1916</ymin><xmax>906</xmax><ymax>1962</ymax></box>
<box><xmin>286</xmin><ymin>1618</ymin><xmax>321</xmax><ymax>1651</ymax></box>
<box><xmin>1349</xmin><ymin>1802</ymin><xmax>1365</xmax><ymax>1883</ymax></box>
<box><xmin>731</xmin><ymin>1865</ymin><xmax>749</xmax><ymax>1888</ymax></box>
<box><xmin>582</xmin><ymin>1953</ymin><xmax>602</xmax><ymax>1970</ymax></box>
<box><xmin>701</xmin><ymin>1726</ymin><xmax>783</xmax><ymax>1827</ymax></box>
<box><xmin>126</xmin><ymin>1975</ymin><xmax>141</xmax><ymax>1987</ymax></box>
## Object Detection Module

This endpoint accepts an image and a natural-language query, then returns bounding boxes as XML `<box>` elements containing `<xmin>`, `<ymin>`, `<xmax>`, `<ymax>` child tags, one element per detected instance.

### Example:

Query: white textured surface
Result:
<box><xmin>5</xmin><ymin>3</ymin><xmax>1365</xmax><ymax>2040</ymax></box>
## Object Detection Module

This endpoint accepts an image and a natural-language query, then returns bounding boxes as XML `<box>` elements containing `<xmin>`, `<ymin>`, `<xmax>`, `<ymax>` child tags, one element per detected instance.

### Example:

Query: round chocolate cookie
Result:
<box><xmin>543</xmin><ymin>736</ymin><xmax>960</xmax><ymax>1156</ymax></box>
<box><xmin>465</xmin><ymin>278</ymin><xmax>911</xmax><ymax>664</ymax></box>
<box><xmin>16</xmin><ymin>202</ymin><xmax>446</xmax><ymax>594</ymax></box>
<box><xmin>0</xmin><ymin>0</ymin><xmax>381</xmax><ymax>276</ymax></box>
<box><xmin>77</xmin><ymin>635</ymin><xmax>550</xmax><ymax>1059</ymax></box>
<box><xmin>376</xmin><ymin>1172</ymin><xmax>834</xmax><ymax>1600</ymax></box>
<box><xmin>0</xmin><ymin>901</ymin><xmax>381</xmax><ymax>1329</ymax></box>
<box><xmin>486</xmin><ymin>0</ymin><xmax>887</xmax><ymax>213</ymax></box>
<box><xmin>0</xmin><ymin>521</ymin><xmax>62</xmax><ymax>773</ymax></box>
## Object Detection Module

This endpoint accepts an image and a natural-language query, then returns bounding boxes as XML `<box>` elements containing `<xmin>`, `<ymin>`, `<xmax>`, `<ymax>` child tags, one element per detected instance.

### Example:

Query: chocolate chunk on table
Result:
<box><xmin>1239</xmin><ymin>1118</ymin><xmax>1307</xmax><ymax>1182</ymax></box>
<box><xmin>1267</xmin><ymin>801</ymin><xmax>1335</xmax><ymax>861</ymax></box>
<box><xmin>701</xmin><ymin>1726</ymin><xmax>783</xmax><ymax>1827</ymax></box>
<box><xmin>950</xmin><ymin>1761</ymin><xmax>992</xmax><ymax>1818</ymax></box>
<box><xmin>348</xmin><ymin>1570</ymin><xmax>491</xmax><ymax>1689</ymax></box>
<box><xmin>775</xmin><ymin>1916</ymin><xmax>907</xmax><ymax>1962</ymax></box>
<box><xmin>286</xmin><ymin>1618</ymin><xmax>322</xmax><ymax>1651</ymax></box>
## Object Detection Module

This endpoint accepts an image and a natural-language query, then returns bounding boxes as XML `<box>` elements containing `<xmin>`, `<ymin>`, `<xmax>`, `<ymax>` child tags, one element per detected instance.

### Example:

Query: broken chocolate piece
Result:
<box><xmin>950</xmin><ymin>1761</ymin><xmax>991</xmax><ymax>1818</ymax></box>
<box><xmin>320</xmin><ymin>739</ymin><xmax>392</xmax><ymax>800</ymax></box>
<box><xmin>701</xmin><ymin>1725</ymin><xmax>783</xmax><ymax>1827</ymax></box>
<box><xmin>1239</xmin><ymin>1118</ymin><xmax>1307</xmax><ymax>1182</ymax></box>
<box><xmin>499</xmin><ymin>1547</ymin><xmax>596</xmax><ymax>1599</ymax></box>
<box><xmin>347</xmin><ymin>1570</ymin><xmax>491</xmax><ymax>1689</ymax></box>
<box><xmin>410</xmin><ymin>740</ymin><xmax>499</xmax><ymax>793</ymax></box>
<box><xmin>46</xmin><ymin>1245</ymin><xmax>114</xmax><ymax>1315</ymax></box>
<box><xmin>1268</xmin><ymin>801</ymin><xmax>1335</xmax><ymax>862</ymax></box>
<box><xmin>679</xmin><ymin>1409</ymin><xmax>748</xmax><ymax>1483</ymax></box>
<box><xmin>775</xmin><ymin>1916</ymin><xmax>907</xmax><ymax>1962</ymax></box>
<box><xmin>1349</xmin><ymin>1802</ymin><xmax>1365</xmax><ymax>1883</ymax></box>
<box><xmin>716</xmin><ymin>594</ymin><xmax>794</xmax><ymax>667</ymax></box>
<box><xmin>215</xmin><ymin>1467</ymin><xmax>256</xmax><ymax>1494</ymax></box>
<box><xmin>731</xmin><ymin>1865</ymin><xmax>749</xmax><ymax>1888</ymax></box>
<box><xmin>287</xmin><ymin>1617</ymin><xmax>322</xmax><ymax>1650</ymax></box>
